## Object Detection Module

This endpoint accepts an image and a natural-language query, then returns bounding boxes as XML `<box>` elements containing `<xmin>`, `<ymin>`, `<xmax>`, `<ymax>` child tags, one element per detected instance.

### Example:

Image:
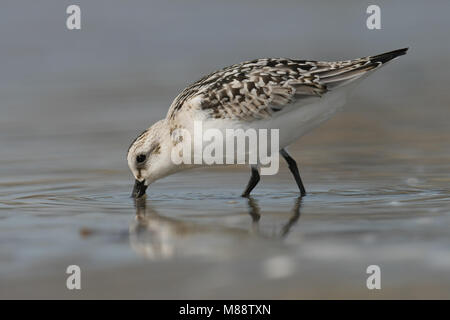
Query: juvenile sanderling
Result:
<box><xmin>127</xmin><ymin>48</ymin><xmax>408</xmax><ymax>198</ymax></box>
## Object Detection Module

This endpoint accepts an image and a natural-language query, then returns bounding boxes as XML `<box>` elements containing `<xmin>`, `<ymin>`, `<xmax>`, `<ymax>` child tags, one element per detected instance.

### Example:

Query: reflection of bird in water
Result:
<box><xmin>129</xmin><ymin>197</ymin><xmax>302</xmax><ymax>260</ymax></box>
<box><xmin>246</xmin><ymin>197</ymin><xmax>302</xmax><ymax>238</ymax></box>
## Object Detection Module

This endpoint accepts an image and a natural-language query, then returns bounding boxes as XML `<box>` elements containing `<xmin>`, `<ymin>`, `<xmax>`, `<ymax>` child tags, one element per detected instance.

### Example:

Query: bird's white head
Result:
<box><xmin>127</xmin><ymin>119</ymin><xmax>176</xmax><ymax>198</ymax></box>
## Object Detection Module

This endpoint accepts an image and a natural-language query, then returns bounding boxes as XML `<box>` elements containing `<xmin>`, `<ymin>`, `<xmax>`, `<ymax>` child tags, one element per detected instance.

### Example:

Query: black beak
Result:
<box><xmin>131</xmin><ymin>179</ymin><xmax>148</xmax><ymax>198</ymax></box>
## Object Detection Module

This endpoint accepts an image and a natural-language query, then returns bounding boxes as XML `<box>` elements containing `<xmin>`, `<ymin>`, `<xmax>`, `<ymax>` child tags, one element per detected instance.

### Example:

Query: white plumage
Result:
<box><xmin>127</xmin><ymin>48</ymin><xmax>408</xmax><ymax>198</ymax></box>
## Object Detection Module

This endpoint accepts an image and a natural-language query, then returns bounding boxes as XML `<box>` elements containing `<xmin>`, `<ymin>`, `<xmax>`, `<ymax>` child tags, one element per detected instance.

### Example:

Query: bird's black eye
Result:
<box><xmin>136</xmin><ymin>154</ymin><xmax>146</xmax><ymax>163</ymax></box>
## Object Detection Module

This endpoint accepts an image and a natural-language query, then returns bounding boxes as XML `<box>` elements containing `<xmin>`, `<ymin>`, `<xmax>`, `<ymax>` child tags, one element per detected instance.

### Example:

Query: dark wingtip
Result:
<box><xmin>370</xmin><ymin>48</ymin><xmax>409</xmax><ymax>64</ymax></box>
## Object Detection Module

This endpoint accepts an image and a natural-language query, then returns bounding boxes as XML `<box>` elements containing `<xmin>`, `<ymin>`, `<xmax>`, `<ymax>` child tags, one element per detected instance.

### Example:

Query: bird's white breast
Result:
<box><xmin>207</xmin><ymin>88</ymin><xmax>349</xmax><ymax>149</ymax></box>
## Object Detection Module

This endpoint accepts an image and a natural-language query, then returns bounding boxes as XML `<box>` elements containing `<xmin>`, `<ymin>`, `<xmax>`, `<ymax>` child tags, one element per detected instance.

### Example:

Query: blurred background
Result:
<box><xmin>0</xmin><ymin>0</ymin><xmax>449</xmax><ymax>298</ymax></box>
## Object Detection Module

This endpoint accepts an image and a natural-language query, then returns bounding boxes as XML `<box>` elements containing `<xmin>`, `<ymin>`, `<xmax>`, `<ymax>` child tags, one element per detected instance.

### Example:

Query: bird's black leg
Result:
<box><xmin>241</xmin><ymin>165</ymin><xmax>260</xmax><ymax>197</ymax></box>
<box><xmin>280</xmin><ymin>149</ymin><xmax>306</xmax><ymax>196</ymax></box>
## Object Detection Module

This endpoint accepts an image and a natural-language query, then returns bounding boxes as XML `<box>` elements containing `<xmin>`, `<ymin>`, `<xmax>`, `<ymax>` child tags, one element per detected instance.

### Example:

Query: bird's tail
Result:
<box><xmin>315</xmin><ymin>48</ymin><xmax>409</xmax><ymax>89</ymax></box>
<box><xmin>369</xmin><ymin>47</ymin><xmax>409</xmax><ymax>64</ymax></box>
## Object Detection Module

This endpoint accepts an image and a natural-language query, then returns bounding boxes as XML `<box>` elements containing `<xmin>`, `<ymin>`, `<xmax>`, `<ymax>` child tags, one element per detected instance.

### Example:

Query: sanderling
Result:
<box><xmin>127</xmin><ymin>48</ymin><xmax>408</xmax><ymax>198</ymax></box>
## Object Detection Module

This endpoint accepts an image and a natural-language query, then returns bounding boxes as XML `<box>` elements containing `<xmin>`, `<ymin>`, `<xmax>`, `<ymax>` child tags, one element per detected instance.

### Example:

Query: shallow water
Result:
<box><xmin>1</xmin><ymin>0</ymin><xmax>450</xmax><ymax>299</ymax></box>
<box><xmin>1</xmin><ymin>112</ymin><xmax>450</xmax><ymax>298</ymax></box>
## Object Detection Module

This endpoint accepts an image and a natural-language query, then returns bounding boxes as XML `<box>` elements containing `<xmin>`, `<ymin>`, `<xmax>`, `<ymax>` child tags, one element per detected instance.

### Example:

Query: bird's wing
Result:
<box><xmin>167</xmin><ymin>49</ymin><xmax>407</xmax><ymax>122</ymax></box>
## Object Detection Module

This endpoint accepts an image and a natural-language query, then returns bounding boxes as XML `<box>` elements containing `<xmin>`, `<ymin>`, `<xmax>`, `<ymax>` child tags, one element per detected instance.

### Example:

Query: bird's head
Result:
<box><xmin>127</xmin><ymin>119</ymin><xmax>175</xmax><ymax>198</ymax></box>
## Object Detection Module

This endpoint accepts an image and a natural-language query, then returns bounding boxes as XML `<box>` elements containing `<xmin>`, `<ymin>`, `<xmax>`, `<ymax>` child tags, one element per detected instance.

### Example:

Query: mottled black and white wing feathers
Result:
<box><xmin>167</xmin><ymin>48</ymin><xmax>408</xmax><ymax>122</ymax></box>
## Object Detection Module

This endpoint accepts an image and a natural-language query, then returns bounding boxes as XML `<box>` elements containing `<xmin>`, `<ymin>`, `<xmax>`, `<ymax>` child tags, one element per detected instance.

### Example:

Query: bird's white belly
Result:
<box><xmin>181</xmin><ymin>90</ymin><xmax>348</xmax><ymax>167</ymax></box>
<box><xmin>253</xmin><ymin>90</ymin><xmax>348</xmax><ymax>148</ymax></box>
